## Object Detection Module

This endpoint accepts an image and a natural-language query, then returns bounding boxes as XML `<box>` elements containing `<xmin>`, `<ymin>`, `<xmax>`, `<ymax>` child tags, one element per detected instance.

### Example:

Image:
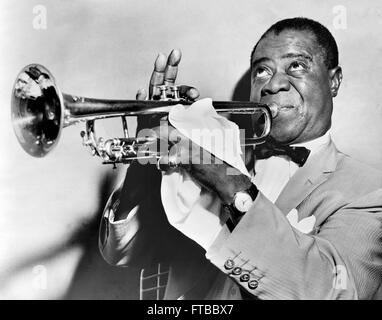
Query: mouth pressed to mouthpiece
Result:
<box><xmin>267</xmin><ymin>102</ymin><xmax>295</xmax><ymax>118</ymax></box>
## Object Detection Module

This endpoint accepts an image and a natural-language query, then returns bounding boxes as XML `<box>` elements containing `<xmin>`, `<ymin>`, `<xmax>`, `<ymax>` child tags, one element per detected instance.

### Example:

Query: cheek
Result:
<box><xmin>290</xmin><ymin>79</ymin><xmax>320</xmax><ymax>118</ymax></box>
<box><xmin>299</xmin><ymin>82</ymin><xmax>329</xmax><ymax>121</ymax></box>
<box><xmin>270</xmin><ymin>115</ymin><xmax>307</xmax><ymax>143</ymax></box>
<box><xmin>289</xmin><ymin>77</ymin><xmax>332</xmax><ymax>134</ymax></box>
<box><xmin>296</xmin><ymin>73</ymin><xmax>330</xmax><ymax>105</ymax></box>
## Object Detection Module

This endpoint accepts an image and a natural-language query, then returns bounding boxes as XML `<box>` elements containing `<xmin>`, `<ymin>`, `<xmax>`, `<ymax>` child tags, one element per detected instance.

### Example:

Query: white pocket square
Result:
<box><xmin>286</xmin><ymin>209</ymin><xmax>316</xmax><ymax>234</ymax></box>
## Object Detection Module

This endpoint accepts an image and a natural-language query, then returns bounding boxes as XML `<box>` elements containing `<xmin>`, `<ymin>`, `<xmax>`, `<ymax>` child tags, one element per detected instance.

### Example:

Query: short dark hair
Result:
<box><xmin>251</xmin><ymin>17</ymin><xmax>339</xmax><ymax>69</ymax></box>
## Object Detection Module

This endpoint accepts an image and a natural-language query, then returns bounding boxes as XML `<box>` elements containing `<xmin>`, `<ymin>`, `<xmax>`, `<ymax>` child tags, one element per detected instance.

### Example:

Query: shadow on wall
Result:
<box><xmin>231</xmin><ymin>68</ymin><xmax>252</xmax><ymax>129</ymax></box>
<box><xmin>0</xmin><ymin>169</ymin><xmax>140</xmax><ymax>299</ymax></box>
<box><xmin>232</xmin><ymin>69</ymin><xmax>251</xmax><ymax>101</ymax></box>
<box><xmin>63</xmin><ymin>170</ymin><xmax>141</xmax><ymax>300</ymax></box>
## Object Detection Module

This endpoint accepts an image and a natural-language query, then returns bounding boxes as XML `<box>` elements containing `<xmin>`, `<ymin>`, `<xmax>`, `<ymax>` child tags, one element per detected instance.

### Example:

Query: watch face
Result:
<box><xmin>234</xmin><ymin>191</ymin><xmax>253</xmax><ymax>213</ymax></box>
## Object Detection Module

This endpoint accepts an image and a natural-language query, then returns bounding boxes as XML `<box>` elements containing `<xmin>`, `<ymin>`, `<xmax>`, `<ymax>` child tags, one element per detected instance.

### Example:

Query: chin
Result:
<box><xmin>270</xmin><ymin>132</ymin><xmax>294</xmax><ymax>144</ymax></box>
<box><xmin>269</xmin><ymin>122</ymin><xmax>301</xmax><ymax>145</ymax></box>
<box><xmin>270</xmin><ymin>136</ymin><xmax>293</xmax><ymax>145</ymax></box>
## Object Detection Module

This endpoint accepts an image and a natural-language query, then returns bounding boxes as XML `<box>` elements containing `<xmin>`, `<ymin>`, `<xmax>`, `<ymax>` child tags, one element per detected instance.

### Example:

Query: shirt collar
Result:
<box><xmin>290</xmin><ymin>130</ymin><xmax>331</xmax><ymax>156</ymax></box>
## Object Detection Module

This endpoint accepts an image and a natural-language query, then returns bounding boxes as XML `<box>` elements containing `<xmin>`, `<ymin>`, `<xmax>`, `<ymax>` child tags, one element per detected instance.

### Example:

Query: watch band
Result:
<box><xmin>245</xmin><ymin>183</ymin><xmax>259</xmax><ymax>202</ymax></box>
<box><xmin>224</xmin><ymin>183</ymin><xmax>258</xmax><ymax>231</ymax></box>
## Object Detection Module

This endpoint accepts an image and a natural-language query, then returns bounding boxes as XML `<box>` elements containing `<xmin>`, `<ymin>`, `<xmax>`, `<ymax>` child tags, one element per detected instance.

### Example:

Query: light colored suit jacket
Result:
<box><xmin>99</xmin><ymin>140</ymin><xmax>382</xmax><ymax>299</ymax></box>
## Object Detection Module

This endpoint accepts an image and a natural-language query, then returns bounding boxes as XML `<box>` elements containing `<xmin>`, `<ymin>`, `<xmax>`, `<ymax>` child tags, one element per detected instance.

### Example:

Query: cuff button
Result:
<box><xmin>232</xmin><ymin>267</ymin><xmax>242</xmax><ymax>275</ymax></box>
<box><xmin>248</xmin><ymin>279</ymin><xmax>259</xmax><ymax>290</ymax></box>
<box><xmin>239</xmin><ymin>273</ymin><xmax>250</xmax><ymax>282</ymax></box>
<box><xmin>224</xmin><ymin>259</ymin><xmax>235</xmax><ymax>270</ymax></box>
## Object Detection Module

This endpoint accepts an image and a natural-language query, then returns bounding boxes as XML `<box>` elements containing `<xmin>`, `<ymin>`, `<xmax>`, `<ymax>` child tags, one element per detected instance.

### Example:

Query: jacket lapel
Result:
<box><xmin>275</xmin><ymin>140</ymin><xmax>339</xmax><ymax>216</ymax></box>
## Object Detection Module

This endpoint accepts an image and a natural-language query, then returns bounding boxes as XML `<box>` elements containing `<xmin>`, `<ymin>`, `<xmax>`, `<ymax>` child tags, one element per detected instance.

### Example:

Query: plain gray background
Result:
<box><xmin>0</xmin><ymin>0</ymin><xmax>381</xmax><ymax>299</ymax></box>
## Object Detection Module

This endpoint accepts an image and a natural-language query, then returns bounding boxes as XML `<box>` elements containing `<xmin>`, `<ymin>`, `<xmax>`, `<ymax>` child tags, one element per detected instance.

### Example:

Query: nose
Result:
<box><xmin>261</xmin><ymin>72</ymin><xmax>290</xmax><ymax>96</ymax></box>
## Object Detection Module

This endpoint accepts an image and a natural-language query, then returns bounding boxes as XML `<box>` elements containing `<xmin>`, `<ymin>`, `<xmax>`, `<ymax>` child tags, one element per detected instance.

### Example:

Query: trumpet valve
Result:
<box><xmin>156</xmin><ymin>84</ymin><xmax>183</xmax><ymax>101</ymax></box>
<box><xmin>157</xmin><ymin>85</ymin><xmax>168</xmax><ymax>100</ymax></box>
<box><xmin>168</xmin><ymin>85</ymin><xmax>180</xmax><ymax>100</ymax></box>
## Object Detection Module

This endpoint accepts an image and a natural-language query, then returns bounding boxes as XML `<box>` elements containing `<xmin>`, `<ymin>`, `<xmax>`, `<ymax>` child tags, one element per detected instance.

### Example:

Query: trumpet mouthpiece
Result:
<box><xmin>268</xmin><ymin>102</ymin><xmax>279</xmax><ymax>119</ymax></box>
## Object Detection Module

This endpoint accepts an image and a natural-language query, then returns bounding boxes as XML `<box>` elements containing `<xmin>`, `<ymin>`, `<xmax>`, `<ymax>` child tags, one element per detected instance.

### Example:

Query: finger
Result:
<box><xmin>149</xmin><ymin>53</ymin><xmax>167</xmax><ymax>99</ymax></box>
<box><xmin>158</xmin><ymin>145</ymin><xmax>191</xmax><ymax>170</ymax></box>
<box><xmin>164</xmin><ymin>49</ymin><xmax>182</xmax><ymax>86</ymax></box>
<box><xmin>136</xmin><ymin>88</ymin><xmax>147</xmax><ymax>100</ymax></box>
<box><xmin>156</xmin><ymin>154</ymin><xmax>180</xmax><ymax>171</ymax></box>
<box><xmin>155</xmin><ymin>127</ymin><xmax>190</xmax><ymax>171</ymax></box>
<box><xmin>135</xmin><ymin>88</ymin><xmax>149</xmax><ymax>131</ymax></box>
<box><xmin>178</xmin><ymin>85</ymin><xmax>200</xmax><ymax>101</ymax></box>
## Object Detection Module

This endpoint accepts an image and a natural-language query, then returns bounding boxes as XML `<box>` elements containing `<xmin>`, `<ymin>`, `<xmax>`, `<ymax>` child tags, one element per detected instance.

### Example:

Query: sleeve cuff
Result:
<box><xmin>108</xmin><ymin>205</ymin><xmax>139</xmax><ymax>224</ymax></box>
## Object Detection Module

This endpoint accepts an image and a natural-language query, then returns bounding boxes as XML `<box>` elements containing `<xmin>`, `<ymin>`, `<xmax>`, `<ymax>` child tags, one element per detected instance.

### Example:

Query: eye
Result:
<box><xmin>253</xmin><ymin>67</ymin><xmax>271</xmax><ymax>79</ymax></box>
<box><xmin>288</xmin><ymin>61</ymin><xmax>306</xmax><ymax>72</ymax></box>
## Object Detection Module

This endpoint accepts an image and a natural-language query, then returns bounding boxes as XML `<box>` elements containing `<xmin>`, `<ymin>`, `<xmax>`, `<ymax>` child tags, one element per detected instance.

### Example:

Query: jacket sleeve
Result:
<box><xmin>206</xmin><ymin>189</ymin><xmax>382</xmax><ymax>300</ymax></box>
<box><xmin>98</xmin><ymin>162</ymin><xmax>185</xmax><ymax>268</ymax></box>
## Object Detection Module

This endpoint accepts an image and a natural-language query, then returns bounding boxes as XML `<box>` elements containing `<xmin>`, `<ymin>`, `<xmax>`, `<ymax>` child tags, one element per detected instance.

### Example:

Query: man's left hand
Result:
<box><xmin>156</xmin><ymin>125</ymin><xmax>252</xmax><ymax>204</ymax></box>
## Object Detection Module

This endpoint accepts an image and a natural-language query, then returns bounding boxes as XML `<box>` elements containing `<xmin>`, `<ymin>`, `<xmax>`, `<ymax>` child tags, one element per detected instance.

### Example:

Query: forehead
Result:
<box><xmin>253</xmin><ymin>29</ymin><xmax>321</xmax><ymax>62</ymax></box>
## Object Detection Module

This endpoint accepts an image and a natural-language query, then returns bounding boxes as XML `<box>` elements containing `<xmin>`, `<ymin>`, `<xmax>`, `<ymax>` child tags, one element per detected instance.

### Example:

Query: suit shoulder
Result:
<box><xmin>334</xmin><ymin>151</ymin><xmax>382</xmax><ymax>189</ymax></box>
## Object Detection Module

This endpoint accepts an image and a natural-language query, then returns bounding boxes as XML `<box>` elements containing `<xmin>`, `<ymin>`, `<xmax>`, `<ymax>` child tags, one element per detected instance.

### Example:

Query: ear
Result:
<box><xmin>328</xmin><ymin>66</ymin><xmax>343</xmax><ymax>97</ymax></box>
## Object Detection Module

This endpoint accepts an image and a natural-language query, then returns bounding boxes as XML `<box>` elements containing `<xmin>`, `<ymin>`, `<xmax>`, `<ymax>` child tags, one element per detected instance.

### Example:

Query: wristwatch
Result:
<box><xmin>227</xmin><ymin>183</ymin><xmax>259</xmax><ymax>217</ymax></box>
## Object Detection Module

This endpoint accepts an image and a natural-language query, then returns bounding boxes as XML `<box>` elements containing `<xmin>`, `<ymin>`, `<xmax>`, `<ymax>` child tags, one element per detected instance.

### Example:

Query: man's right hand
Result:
<box><xmin>136</xmin><ymin>49</ymin><xmax>200</xmax><ymax>131</ymax></box>
<box><xmin>114</xmin><ymin>50</ymin><xmax>200</xmax><ymax>221</ymax></box>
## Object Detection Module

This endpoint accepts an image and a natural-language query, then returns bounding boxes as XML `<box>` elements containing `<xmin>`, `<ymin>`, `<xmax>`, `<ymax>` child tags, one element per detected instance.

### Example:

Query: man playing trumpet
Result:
<box><xmin>99</xmin><ymin>17</ymin><xmax>382</xmax><ymax>300</ymax></box>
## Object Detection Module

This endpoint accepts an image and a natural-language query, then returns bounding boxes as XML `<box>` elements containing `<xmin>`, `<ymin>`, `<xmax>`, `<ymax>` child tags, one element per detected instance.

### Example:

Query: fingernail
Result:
<box><xmin>188</xmin><ymin>88</ymin><xmax>199</xmax><ymax>99</ymax></box>
<box><xmin>168</xmin><ymin>49</ymin><xmax>182</xmax><ymax>66</ymax></box>
<box><xmin>155</xmin><ymin>53</ymin><xmax>167</xmax><ymax>69</ymax></box>
<box><xmin>170</xmin><ymin>48</ymin><xmax>181</xmax><ymax>56</ymax></box>
<box><xmin>156</xmin><ymin>52</ymin><xmax>165</xmax><ymax>59</ymax></box>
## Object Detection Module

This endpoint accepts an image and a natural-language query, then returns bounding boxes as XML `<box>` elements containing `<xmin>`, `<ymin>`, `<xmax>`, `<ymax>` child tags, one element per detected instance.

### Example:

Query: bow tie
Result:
<box><xmin>254</xmin><ymin>141</ymin><xmax>311</xmax><ymax>167</ymax></box>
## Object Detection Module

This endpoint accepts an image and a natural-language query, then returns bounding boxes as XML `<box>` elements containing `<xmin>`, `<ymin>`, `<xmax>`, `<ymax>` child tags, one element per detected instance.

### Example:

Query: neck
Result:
<box><xmin>291</xmin><ymin>130</ymin><xmax>331</xmax><ymax>155</ymax></box>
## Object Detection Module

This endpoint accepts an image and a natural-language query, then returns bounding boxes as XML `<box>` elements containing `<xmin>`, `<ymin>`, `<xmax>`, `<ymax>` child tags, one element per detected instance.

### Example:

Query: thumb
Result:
<box><xmin>136</xmin><ymin>88</ymin><xmax>147</xmax><ymax>100</ymax></box>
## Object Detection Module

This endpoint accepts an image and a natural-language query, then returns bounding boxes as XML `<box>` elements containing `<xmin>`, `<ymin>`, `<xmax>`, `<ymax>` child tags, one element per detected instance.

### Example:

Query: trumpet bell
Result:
<box><xmin>11</xmin><ymin>64</ymin><xmax>63</xmax><ymax>157</ymax></box>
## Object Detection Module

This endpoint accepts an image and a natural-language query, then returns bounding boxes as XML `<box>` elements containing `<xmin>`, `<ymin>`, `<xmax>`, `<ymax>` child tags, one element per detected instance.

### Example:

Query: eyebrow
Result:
<box><xmin>251</xmin><ymin>53</ymin><xmax>313</xmax><ymax>69</ymax></box>
<box><xmin>251</xmin><ymin>57</ymin><xmax>271</xmax><ymax>69</ymax></box>
<box><xmin>280</xmin><ymin>53</ymin><xmax>313</xmax><ymax>62</ymax></box>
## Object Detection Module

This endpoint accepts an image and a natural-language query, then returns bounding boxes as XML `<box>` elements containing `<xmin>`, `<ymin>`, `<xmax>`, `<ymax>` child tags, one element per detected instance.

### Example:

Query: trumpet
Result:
<box><xmin>11</xmin><ymin>64</ymin><xmax>272</xmax><ymax>165</ymax></box>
